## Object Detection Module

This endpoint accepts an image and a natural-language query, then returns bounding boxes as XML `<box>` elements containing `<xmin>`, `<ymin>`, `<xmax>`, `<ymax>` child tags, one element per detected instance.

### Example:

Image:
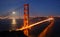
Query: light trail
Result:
<box><xmin>38</xmin><ymin>18</ymin><xmax>54</xmax><ymax>37</ymax></box>
<box><xmin>11</xmin><ymin>17</ymin><xmax>17</xmax><ymax>30</ymax></box>
<box><xmin>12</xmin><ymin>18</ymin><xmax>16</xmax><ymax>25</ymax></box>
<box><xmin>17</xmin><ymin>18</ymin><xmax>54</xmax><ymax>31</ymax></box>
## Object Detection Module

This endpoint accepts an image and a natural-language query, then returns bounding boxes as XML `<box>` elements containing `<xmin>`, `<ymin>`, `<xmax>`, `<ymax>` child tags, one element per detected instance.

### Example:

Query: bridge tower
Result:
<box><xmin>24</xmin><ymin>4</ymin><xmax>29</xmax><ymax>36</ymax></box>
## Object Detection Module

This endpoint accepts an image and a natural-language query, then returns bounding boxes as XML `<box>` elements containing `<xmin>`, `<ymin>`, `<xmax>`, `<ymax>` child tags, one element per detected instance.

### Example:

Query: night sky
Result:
<box><xmin>0</xmin><ymin>0</ymin><xmax>60</xmax><ymax>17</ymax></box>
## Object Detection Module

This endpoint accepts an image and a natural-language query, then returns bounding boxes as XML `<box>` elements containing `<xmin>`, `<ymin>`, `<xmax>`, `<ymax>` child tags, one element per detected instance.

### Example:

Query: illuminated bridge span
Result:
<box><xmin>16</xmin><ymin>17</ymin><xmax>54</xmax><ymax>37</ymax></box>
<box><xmin>17</xmin><ymin>17</ymin><xmax>54</xmax><ymax>31</ymax></box>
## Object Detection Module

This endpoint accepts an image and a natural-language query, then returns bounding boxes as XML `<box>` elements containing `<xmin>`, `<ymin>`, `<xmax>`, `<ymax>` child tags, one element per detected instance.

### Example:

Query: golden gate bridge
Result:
<box><xmin>0</xmin><ymin>4</ymin><xmax>55</xmax><ymax>37</ymax></box>
<box><xmin>0</xmin><ymin>0</ymin><xmax>58</xmax><ymax>37</ymax></box>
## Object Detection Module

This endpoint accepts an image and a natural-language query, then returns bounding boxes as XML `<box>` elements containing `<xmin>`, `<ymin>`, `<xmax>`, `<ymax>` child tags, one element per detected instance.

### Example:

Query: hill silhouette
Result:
<box><xmin>0</xmin><ymin>30</ymin><xmax>27</xmax><ymax>37</ymax></box>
